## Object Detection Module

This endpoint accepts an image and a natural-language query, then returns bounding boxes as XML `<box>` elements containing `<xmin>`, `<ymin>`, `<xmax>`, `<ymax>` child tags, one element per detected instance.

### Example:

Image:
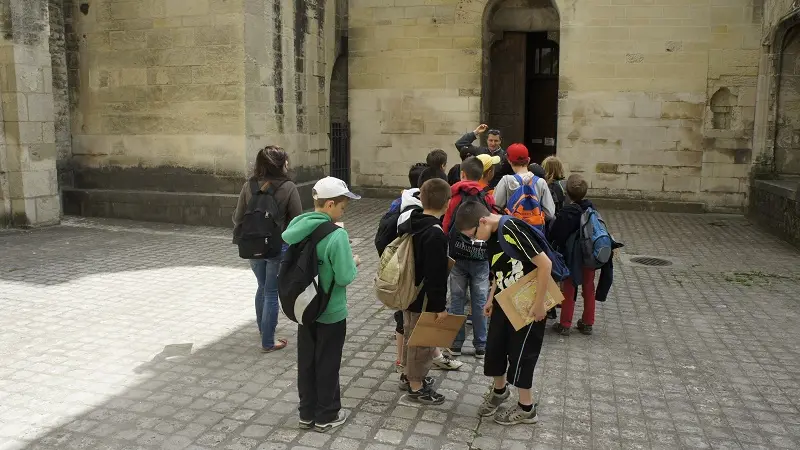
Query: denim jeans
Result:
<box><xmin>449</xmin><ymin>259</ymin><xmax>490</xmax><ymax>350</ymax></box>
<box><xmin>250</xmin><ymin>255</ymin><xmax>282</xmax><ymax>349</ymax></box>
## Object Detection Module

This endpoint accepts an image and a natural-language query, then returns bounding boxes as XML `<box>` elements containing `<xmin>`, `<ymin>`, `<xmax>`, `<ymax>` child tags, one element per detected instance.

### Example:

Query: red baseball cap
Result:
<box><xmin>506</xmin><ymin>143</ymin><xmax>529</xmax><ymax>163</ymax></box>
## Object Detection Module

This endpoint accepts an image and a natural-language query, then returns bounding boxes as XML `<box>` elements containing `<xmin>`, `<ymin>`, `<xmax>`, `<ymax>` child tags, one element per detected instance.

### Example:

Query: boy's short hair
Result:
<box><xmin>313</xmin><ymin>195</ymin><xmax>349</xmax><ymax>208</ymax></box>
<box><xmin>459</xmin><ymin>145</ymin><xmax>479</xmax><ymax>161</ymax></box>
<box><xmin>426</xmin><ymin>149</ymin><xmax>448</xmax><ymax>168</ymax></box>
<box><xmin>528</xmin><ymin>163</ymin><xmax>545</xmax><ymax>178</ymax></box>
<box><xmin>418</xmin><ymin>167</ymin><xmax>447</xmax><ymax>187</ymax></box>
<box><xmin>408</xmin><ymin>163</ymin><xmax>427</xmax><ymax>188</ymax></box>
<box><xmin>460</xmin><ymin>156</ymin><xmax>484</xmax><ymax>181</ymax></box>
<box><xmin>566</xmin><ymin>174</ymin><xmax>588</xmax><ymax>201</ymax></box>
<box><xmin>453</xmin><ymin>201</ymin><xmax>490</xmax><ymax>233</ymax></box>
<box><xmin>420</xmin><ymin>178</ymin><xmax>451</xmax><ymax>211</ymax></box>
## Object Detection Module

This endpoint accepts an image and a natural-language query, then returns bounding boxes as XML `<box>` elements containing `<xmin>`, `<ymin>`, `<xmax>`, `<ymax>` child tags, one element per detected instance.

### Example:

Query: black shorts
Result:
<box><xmin>484</xmin><ymin>302</ymin><xmax>546</xmax><ymax>389</ymax></box>
<box><xmin>394</xmin><ymin>310</ymin><xmax>404</xmax><ymax>334</ymax></box>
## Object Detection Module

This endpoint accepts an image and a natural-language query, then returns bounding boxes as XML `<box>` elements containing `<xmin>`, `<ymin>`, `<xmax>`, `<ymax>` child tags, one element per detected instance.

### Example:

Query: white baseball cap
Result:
<box><xmin>312</xmin><ymin>176</ymin><xmax>361</xmax><ymax>200</ymax></box>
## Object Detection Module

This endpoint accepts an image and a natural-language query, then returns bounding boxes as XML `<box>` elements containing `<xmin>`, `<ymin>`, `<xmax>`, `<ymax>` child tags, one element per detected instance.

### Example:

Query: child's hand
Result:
<box><xmin>529</xmin><ymin>302</ymin><xmax>546</xmax><ymax>322</ymax></box>
<box><xmin>353</xmin><ymin>255</ymin><xmax>361</xmax><ymax>267</ymax></box>
<box><xmin>435</xmin><ymin>311</ymin><xmax>448</xmax><ymax>323</ymax></box>
<box><xmin>483</xmin><ymin>301</ymin><xmax>493</xmax><ymax>318</ymax></box>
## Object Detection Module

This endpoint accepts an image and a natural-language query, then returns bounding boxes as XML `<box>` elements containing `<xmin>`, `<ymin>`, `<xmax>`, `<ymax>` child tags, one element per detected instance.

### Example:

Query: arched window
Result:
<box><xmin>710</xmin><ymin>87</ymin><xmax>737</xmax><ymax>130</ymax></box>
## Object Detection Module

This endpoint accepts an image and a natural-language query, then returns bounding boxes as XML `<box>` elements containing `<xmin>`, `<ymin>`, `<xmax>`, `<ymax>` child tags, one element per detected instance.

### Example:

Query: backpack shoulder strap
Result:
<box><xmin>310</xmin><ymin>221</ymin><xmax>339</xmax><ymax>244</ymax></box>
<box><xmin>513</xmin><ymin>174</ymin><xmax>524</xmax><ymax>185</ymax></box>
<box><xmin>496</xmin><ymin>216</ymin><xmax>524</xmax><ymax>262</ymax></box>
<box><xmin>266</xmin><ymin>179</ymin><xmax>288</xmax><ymax>195</ymax></box>
<box><xmin>244</xmin><ymin>180</ymin><xmax>264</xmax><ymax>213</ymax></box>
<box><xmin>249</xmin><ymin>179</ymin><xmax>261</xmax><ymax>195</ymax></box>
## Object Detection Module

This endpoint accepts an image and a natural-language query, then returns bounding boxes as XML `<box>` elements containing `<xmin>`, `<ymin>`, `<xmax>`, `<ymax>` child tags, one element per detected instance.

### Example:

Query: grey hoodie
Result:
<box><xmin>494</xmin><ymin>172</ymin><xmax>555</xmax><ymax>220</ymax></box>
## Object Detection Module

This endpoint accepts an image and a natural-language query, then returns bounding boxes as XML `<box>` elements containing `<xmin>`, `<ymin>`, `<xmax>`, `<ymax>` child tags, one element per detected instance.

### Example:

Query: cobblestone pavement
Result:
<box><xmin>2</xmin><ymin>199</ymin><xmax>800</xmax><ymax>450</ymax></box>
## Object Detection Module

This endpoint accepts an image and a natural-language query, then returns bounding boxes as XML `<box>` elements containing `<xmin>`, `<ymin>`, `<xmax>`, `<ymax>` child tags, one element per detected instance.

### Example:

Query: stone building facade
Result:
<box><xmin>349</xmin><ymin>0</ymin><xmax>773</xmax><ymax>212</ymax></box>
<box><xmin>2</xmin><ymin>0</ymin><xmax>344</xmax><ymax>227</ymax></box>
<box><xmin>1</xmin><ymin>0</ymin><xmax>800</xmax><ymax>227</ymax></box>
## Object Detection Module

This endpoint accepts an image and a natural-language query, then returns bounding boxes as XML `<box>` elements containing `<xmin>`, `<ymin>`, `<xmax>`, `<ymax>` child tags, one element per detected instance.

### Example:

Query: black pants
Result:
<box><xmin>394</xmin><ymin>310</ymin><xmax>404</xmax><ymax>334</ymax></box>
<box><xmin>297</xmin><ymin>319</ymin><xmax>346</xmax><ymax>423</ymax></box>
<box><xmin>484</xmin><ymin>302</ymin><xmax>546</xmax><ymax>389</ymax></box>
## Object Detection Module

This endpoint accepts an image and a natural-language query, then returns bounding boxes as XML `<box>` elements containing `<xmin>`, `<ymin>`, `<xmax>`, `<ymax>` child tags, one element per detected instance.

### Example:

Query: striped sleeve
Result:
<box><xmin>502</xmin><ymin>219</ymin><xmax>543</xmax><ymax>262</ymax></box>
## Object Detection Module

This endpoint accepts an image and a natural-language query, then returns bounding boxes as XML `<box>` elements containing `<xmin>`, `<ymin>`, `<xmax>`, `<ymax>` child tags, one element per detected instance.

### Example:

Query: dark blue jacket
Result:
<box><xmin>553</xmin><ymin>199</ymin><xmax>615</xmax><ymax>300</ymax></box>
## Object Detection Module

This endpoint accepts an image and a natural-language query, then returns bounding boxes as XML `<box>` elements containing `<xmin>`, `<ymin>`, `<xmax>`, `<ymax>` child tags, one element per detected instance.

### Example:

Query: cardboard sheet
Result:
<box><xmin>407</xmin><ymin>313</ymin><xmax>467</xmax><ymax>348</ymax></box>
<box><xmin>494</xmin><ymin>269</ymin><xmax>564</xmax><ymax>331</ymax></box>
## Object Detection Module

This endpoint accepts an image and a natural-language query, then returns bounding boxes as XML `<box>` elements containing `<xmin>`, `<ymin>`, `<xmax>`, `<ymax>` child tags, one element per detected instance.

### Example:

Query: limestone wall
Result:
<box><xmin>349</xmin><ymin>0</ymin><xmax>764</xmax><ymax>210</ymax></box>
<box><xmin>61</xmin><ymin>0</ymin><xmax>336</xmax><ymax>194</ymax></box>
<box><xmin>243</xmin><ymin>0</ymin><xmax>336</xmax><ymax>183</ymax></box>
<box><xmin>0</xmin><ymin>0</ymin><xmax>61</xmax><ymax>226</ymax></box>
<box><xmin>63</xmin><ymin>0</ymin><xmax>246</xmax><ymax>189</ymax></box>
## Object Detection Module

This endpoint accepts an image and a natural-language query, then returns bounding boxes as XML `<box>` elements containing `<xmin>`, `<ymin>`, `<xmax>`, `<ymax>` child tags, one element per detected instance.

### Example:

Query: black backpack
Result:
<box><xmin>278</xmin><ymin>221</ymin><xmax>339</xmax><ymax>325</ymax></box>
<box><xmin>375</xmin><ymin>204</ymin><xmax>421</xmax><ymax>257</ymax></box>
<box><xmin>235</xmin><ymin>180</ymin><xmax>286</xmax><ymax>259</ymax></box>
<box><xmin>549</xmin><ymin>179</ymin><xmax>567</xmax><ymax>215</ymax></box>
<box><xmin>448</xmin><ymin>190</ymin><xmax>490</xmax><ymax>260</ymax></box>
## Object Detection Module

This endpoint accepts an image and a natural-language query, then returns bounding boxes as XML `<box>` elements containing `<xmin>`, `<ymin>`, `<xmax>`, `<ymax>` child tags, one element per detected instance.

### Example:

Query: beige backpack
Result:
<box><xmin>374</xmin><ymin>225</ymin><xmax>442</xmax><ymax>310</ymax></box>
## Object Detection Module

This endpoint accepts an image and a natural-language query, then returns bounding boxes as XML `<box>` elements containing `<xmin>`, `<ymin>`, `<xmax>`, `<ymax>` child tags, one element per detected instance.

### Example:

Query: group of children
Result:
<box><xmin>281</xmin><ymin>128</ymin><xmax>611</xmax><ymax>432</ymax></box>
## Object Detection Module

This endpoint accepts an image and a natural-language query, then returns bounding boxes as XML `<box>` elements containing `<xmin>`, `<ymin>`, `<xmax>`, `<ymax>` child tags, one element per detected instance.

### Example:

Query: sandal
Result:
<box><xmin>260</xmin><ymin>338</ymin><xmax>288</xmax><ymax>353</ymax></box>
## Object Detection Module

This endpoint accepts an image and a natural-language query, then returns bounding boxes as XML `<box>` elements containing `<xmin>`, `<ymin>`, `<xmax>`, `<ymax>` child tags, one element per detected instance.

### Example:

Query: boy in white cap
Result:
<box><xmin>281</xmin><ymin>176</ymin><xmax>361</xmax><ymax>432</ymax></box>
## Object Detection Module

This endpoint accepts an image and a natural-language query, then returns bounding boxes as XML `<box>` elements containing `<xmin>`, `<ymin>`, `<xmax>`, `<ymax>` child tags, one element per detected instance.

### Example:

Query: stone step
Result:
<box><xmin>63</xmin><ymin>181</ymin><xmax>316</xmax><ymax>227</ymax></box>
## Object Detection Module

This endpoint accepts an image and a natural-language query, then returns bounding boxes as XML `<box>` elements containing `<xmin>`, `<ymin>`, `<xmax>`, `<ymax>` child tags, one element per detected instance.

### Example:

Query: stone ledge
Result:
<box><xmin>590</xmin><ymin>197</ymin><xmax>706</xmax><ymax>214</ymax></box>
<box><xmin>62</xmin><ymin>181</ymin><xmax>317</xmax><ymax>227</ymax></box>
<box><xmin>749</xmin><ymin>178</ymin><xmax>800</xmax><ymax>248</ymax></box>
<box><xmin>753</xmin><ymin>178</ymin><xmax>800</xmax><ymax>201</ymax></box>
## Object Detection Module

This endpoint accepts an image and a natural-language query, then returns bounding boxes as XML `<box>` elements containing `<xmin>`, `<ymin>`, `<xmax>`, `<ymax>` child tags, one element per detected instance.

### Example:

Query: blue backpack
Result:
<box><xmin>579</xmin><ymin>207</ymin><xmax>613</xmax><ymax>268</ymax></box>
<box><xmin>497</xmin><ymin>216</ymin><xmax>570</xmax><ymax>281</ymax></box>
<box><xmin>505</xmin><ymin>175</ymin><xmax>546</xmax><ymax>232</ymax></box>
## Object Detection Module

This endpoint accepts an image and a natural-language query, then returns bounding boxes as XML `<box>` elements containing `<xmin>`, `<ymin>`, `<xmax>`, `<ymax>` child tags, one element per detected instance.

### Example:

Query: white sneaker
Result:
<box><xmin>432</xmin><ymin>354</ymin><xmax>463</xmax><ymax>370</ymax></box>
<box><xmin>314</xmin><ymin>409</ymin><xmax>350</xmax><ymax>432</ymax></box>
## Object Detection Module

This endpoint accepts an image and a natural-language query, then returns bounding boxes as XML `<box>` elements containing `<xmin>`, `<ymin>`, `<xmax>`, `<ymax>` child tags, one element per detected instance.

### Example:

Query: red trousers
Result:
<box><xmin>560</xmin><ymin>268</ymin><xmax>596</xmax><ymax>327</ymax></box>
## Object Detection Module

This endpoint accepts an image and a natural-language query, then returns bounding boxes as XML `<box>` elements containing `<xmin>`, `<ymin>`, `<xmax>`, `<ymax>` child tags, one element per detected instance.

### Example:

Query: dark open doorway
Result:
<box><xmin>486</xmin><ymin>31</ymin><xmax>559</xmax><ymax>164</ymax></box>
<box><xmin>329</xmin><ymin>52</ymin><xmax>350</xmax><ymax>185</ymax></box>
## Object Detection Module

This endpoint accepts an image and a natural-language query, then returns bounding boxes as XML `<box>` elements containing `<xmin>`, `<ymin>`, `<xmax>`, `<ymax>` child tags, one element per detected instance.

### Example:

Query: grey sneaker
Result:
<box><xmin>494</xmin><ymin>403</ymin><xmax>539</xmax><ymax>425</ymax></box>
<box><xmin>478</xmin><ymin>385</ymin><xmax>510</xmax><ymax>416</ymax></box>
<box><xmin>298</xmin><ymin>418</ymin><xmax>314</xmax><ymax>429</ymax></box>
<box><xmin>314</xmin><ymin>409</ymin><xmax>350</xmax><ymax>432</ymax></box>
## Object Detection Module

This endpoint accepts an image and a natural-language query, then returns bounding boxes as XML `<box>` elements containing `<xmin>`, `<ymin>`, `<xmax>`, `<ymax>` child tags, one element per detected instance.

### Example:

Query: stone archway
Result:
<box><xmin>480</xmin><ymin>0</ymin><xmax>560</xmax><ymax>163</ymax></box>
<box><xmin>775</xmin><ymin>25</ymin><xmax>800</xmax><ymax>175</ymax></box>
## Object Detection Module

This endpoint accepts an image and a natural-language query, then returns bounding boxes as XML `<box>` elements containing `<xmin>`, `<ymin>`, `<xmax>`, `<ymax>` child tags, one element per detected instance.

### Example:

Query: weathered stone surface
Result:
<box><xmin>346</xmin><ymin>0</ymin><xmax>774</xmax><ymax>212</ymax></box>
<box><xmin>2</xmin><ymin>200</ymin><xmax>800</xmax><ymax>449</ymax></box>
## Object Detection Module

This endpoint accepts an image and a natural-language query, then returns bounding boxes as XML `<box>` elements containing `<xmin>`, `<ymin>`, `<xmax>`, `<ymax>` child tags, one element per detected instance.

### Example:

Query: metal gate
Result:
<box><xmin>330</xmin><ymin>122</ymin><xmax>351</xmax><ymax>185</ymax></box>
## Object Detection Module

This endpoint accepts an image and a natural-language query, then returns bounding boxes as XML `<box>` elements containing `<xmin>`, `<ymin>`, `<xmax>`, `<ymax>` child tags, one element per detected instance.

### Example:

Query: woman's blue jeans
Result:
<box><xmin>250</xmin><ymin>255</ymin><xmax>282</xmax><ymax>349</ymax></box>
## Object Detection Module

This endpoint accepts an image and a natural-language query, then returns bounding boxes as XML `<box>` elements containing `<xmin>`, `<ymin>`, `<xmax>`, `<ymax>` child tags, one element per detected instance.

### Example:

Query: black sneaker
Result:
<box><xmin>445</xmin><ymin>347</ymin><xmax>462</xmax><ymax>357</ymax></box>
<box><xmin>547</xmin><ymin>309</ymin><xmax>557</xmax><ymax>320</ymax></box>
<box><xmin>576</xmin><ymin>319</ymin><xmax>593</xmax><ymax>335</ymax></box>
<box><xmin>298</xmin><ymin>418</ymin><xmax>314</xmax><ymax>429</ymax></box>
<box><xmin>474</xmin><ymin>349</ymin><xmax>486</xmax><ymax>359</ymax></box>
<box><xmin>407</xmin><ymin>384</ymin><xmax>445</xmax><ymax>405</ymax></box>
<box><xmin>398</xmin><ymin>374</ymin><xmax>434</xmax><ymax>390</ymax></box>
<box><xmin>552</xmin><ymin>322</ymin><xmax>570</xmax><ymax>336</ymax></box>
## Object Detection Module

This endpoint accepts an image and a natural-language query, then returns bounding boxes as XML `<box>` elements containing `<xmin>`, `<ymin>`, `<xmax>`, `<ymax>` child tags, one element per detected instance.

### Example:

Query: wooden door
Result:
<box><xmin>525</xmin><ymin>33</ymin><xmax>559</xmax><ymax>164</ymax></box>
<box><xmin>487</xmin><ymin>32</ymin><xmax>526</xmax><ymax>146</ymax></box>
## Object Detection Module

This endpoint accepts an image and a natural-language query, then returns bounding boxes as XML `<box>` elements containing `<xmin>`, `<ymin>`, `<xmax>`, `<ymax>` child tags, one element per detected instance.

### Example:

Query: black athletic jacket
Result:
<box><xmin>397</xmin><ymin>210</ymin><xmax>448</xmax><ymax>313</ymax></box>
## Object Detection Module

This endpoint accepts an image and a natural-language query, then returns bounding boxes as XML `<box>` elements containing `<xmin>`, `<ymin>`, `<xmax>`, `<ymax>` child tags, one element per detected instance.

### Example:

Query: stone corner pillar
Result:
<box><xmin>0</xmin><ymin>0</ymin><xmax>60</xmax><ymax>227</ymax></box>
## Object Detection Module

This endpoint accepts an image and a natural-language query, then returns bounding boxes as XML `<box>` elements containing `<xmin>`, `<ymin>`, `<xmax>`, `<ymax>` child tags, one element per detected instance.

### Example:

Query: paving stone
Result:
<box><xmin>1</xmin><ymin>204</ymin><xmax>799</xmax><ymax>450</ymax></box>
<box><xmin>375</xmin><ymin>429</ymin><xmax>403</xmax><ymax>445</ymax></box>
